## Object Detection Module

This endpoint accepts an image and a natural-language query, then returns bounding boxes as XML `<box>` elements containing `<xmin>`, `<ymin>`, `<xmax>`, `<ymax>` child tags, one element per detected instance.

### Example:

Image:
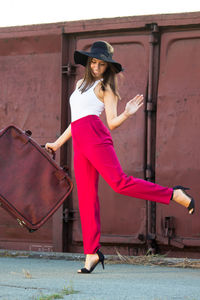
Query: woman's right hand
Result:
<box><xmin>45</xmin><ymin>142</ymin><xmax>59</xmax><ymax>154</ymax></box>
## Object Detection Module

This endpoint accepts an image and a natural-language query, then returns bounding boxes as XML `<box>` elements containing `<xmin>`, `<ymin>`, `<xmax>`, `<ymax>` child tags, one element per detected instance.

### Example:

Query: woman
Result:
<box><xmin>45</xmin><ymin>41</ymin><xmax>195</xmax><ymax>274</ymax></box>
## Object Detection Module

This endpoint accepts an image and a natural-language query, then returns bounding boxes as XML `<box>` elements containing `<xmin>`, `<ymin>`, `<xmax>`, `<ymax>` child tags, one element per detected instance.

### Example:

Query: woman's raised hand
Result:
<box><xmin>124</xmin><ymin>94</ymin><xmax>144</xmax><ymax>117</ymax></box>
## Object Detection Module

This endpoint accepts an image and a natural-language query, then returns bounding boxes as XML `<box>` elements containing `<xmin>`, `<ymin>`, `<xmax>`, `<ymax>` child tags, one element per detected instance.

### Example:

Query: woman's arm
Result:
<box><xmin>103</xmin><ymin>86</ymin><xmax>144</xmax><ymax>130</ymax></box>
<box><xmin>45</xmin><ymin>123</ymin><xmax>72</xmax><ymax>152</ymax></box>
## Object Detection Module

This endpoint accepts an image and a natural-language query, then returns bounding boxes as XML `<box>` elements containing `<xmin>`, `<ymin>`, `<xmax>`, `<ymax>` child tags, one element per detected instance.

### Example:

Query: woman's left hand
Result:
<box><xmin>124</xmin><ymin>94</ymin><xmax>144</xmax><ymax>117</ymax></box>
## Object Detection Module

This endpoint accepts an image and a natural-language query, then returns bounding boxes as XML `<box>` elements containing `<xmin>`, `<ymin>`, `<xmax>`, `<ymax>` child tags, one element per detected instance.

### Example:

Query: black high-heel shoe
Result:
<box><xmin>78</xmin><ymin>249</ymin><xmax>105</xmax><ymax>274</ymax></box>
<box><xmin>173</xmin><ymin>185</ymin><xmax>195</xmax><ymax>215</ymax></box>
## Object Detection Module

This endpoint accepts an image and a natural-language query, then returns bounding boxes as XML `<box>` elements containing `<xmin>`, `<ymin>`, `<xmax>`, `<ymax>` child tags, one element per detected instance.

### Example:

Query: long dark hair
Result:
<box><xmin>79</xmin><ymin>57</ymin><xmax>121</xmax><ymax>99</ymax></box>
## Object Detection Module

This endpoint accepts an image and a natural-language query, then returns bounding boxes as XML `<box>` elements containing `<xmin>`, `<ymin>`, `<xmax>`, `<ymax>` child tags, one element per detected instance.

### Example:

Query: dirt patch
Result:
<box><xmin>106</xmin><ymin>251</ymin><xmax>200</xmax><ymax>269</ymax></box>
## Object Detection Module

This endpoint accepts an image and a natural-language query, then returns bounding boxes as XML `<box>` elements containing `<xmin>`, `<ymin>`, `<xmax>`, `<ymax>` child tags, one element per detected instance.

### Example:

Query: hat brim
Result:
<box><xmin>74</xmin><ymin>50</ymin><xmax>123</xmax><ymax>73</ymax></box>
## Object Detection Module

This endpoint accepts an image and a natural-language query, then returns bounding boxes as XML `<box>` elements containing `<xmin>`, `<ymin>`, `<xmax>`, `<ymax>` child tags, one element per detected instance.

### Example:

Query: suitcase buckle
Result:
<box><xmin>17</xmin><ymin>218</ymin><xmax>26</xmax><ymax>227</ymax></box>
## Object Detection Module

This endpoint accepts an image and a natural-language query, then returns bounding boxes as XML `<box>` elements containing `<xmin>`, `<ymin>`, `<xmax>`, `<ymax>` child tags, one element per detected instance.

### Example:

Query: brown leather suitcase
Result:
<box><xmin>0</xmin><ymin>125</ymin><xmax>73</xmax><ymax>232</ymax></box>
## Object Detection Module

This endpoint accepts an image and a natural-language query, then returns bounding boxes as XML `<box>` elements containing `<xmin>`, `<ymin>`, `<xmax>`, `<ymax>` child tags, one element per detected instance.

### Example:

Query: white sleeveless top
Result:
<box><xmin>69</xmin><ymin>80</ymin><xmax>105</xmax><ymax>122</ymax></box>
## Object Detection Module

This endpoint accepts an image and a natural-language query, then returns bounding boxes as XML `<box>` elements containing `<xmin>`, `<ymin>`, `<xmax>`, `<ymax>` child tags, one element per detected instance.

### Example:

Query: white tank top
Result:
<box><xmin>69</xmin><ymin>80</ymin><xmax>105</xmax><ymax>122</ymax></box>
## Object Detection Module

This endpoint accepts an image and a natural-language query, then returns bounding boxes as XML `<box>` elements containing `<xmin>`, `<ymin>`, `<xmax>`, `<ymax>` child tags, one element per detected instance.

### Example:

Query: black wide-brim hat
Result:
<box><xmin>74</xmin><ymin>41</ymin><xmax>123</xmax><ymax>73</ymax></box>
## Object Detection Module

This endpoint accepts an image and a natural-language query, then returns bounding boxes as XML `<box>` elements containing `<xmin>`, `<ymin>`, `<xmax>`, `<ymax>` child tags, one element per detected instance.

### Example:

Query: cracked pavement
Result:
<box><xmin>0</xmin><ymin>254</ymin><xmax>200</xmax><ymax>300</ymax></box>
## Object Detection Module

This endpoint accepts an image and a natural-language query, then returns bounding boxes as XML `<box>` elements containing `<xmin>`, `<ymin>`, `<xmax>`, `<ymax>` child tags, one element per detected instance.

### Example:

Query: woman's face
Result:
<box><xmin>90</xmin><ymin>58</ymin><xmax>108</xmax><ymax>79</ymax></box>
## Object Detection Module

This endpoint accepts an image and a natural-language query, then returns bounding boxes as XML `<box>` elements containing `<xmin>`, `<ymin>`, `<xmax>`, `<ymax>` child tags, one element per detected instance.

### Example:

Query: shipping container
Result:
<box><xmin>0</xmin><ymin>12</ymin><xmax>199</xmax><ymax>257</ymax></box>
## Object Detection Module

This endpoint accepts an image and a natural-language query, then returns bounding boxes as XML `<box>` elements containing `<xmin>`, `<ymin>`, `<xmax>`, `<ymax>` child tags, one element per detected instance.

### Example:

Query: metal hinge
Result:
<box><xmin>145</xmin><ymin>167</ymin><xmax>154</xmax><ymax>181</ymax></box>
<box><xmin>164</xmin><ymin>216</ymin><xmax>175</xmax><ymax>239</ymax></box>
<box><xmin>163</xmin><ymin>216</ymin><xmax>185</xmax><ymax>248</ymax></box>
<box><xmin>145</xmin><ymin>23</ymin><xmax>160</xmax><ymax>45</ymax></box>
<box><xmin>63</xmin><ymin>208</ymin><xmax>77</xmax><ymax>223</ymax></box>
<box><xmin>62</xmin><ymin>64</ymin><xmax>76</xmax><ymax>76</ymax></box>
<box><xmin>145</xmin><ymin>23</ymin><xmax>158</xmax><ymax>31</ymax></box>
<box><xmin>146</xmin><ymin>101</ymin><xmax>156</xmax><ymax>112</ymax></box>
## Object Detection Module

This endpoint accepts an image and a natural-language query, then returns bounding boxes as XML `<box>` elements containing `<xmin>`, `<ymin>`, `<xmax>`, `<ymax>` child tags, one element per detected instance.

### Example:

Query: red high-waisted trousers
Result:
<box><xmin>71</xmin><ymin>115</ymin><xmax>173</xmax><ymax>254</ymax></box>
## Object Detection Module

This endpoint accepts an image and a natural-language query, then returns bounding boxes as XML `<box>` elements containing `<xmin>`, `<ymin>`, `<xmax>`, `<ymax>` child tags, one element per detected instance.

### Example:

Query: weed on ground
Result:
<box><xmin>35</xmin><ymin>284</ymin><xmax>79</xmax><ymax>300</ymax></box>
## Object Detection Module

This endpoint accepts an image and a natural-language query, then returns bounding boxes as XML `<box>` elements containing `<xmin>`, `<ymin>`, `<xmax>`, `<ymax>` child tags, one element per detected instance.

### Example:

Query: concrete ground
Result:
<box><xmin>0</xmin><ymin>252</ymin><xmax>200</xmax><ymax>300</ymax></box>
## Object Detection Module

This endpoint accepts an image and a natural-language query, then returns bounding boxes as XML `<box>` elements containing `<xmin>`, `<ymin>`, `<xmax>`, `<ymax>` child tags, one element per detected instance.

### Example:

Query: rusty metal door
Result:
<box><xmin>0</xmin><ymin>33</ymin><xmax>63</xmax><ymax>251</ymax></box>
<box><xmin>155</xmin><ymin>28</ymin><xmax>200</xmax><ymax>253</ymax></box>
<box><xmin>67</xmin><ymin>33</ymin><xmax>153</xmax><ymax>255</ymax></box>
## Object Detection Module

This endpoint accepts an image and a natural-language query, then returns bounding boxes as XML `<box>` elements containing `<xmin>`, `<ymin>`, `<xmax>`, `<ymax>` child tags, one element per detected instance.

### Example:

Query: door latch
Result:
<box><xmin>164</xmin><ymin>216</ymin><xmax>175</xmax><ymax>238</ymax></box>
<box><xmin>62</xmin><ymin>64</ymin><xmax>76</xmax><ymax>76</ymax></box>
<box><xmin>63</xmin><ymin>208</ymin><xmax>77</xmax><ymax>223</ymax></box>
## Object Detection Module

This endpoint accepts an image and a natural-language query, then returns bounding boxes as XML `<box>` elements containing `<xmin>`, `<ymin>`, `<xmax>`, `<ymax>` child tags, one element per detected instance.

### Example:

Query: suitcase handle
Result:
<box><xmin>41</xmin><ymin>145</ymin><xmax>56</xmax><ymax>160</ymax></box>
<box><xmin>41</xmin><ymin>146</ymin><xmax>70</xmax><ymax>175</ymax></box>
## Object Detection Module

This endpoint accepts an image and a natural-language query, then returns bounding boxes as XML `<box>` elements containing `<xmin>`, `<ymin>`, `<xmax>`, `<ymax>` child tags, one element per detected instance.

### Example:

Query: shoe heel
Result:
<box><xmin>97</xmin><ymin>249</ymin><xmax>105</xmax><ymax>270</ymax></box>
<box><xmin>101</xmin><ymin>260</ymin><xmax>105</xmax><ymax>269</ymax></box>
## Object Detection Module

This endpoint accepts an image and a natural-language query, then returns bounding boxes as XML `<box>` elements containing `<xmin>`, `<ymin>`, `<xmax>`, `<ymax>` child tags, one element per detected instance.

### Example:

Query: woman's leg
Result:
<box><xmin>80</xmin><ymin>117</ymin><xmax>191</xmax><ymax>210</ymax></box>
<box><xmin>73</xmin><ymin>144</ymin><xmax>101</xmax><ymax>255</ymax></box>
<box><xmin>84</xmin><ymin>138</ymin><xmax>173</xmax><ymax>205</ymax></box>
